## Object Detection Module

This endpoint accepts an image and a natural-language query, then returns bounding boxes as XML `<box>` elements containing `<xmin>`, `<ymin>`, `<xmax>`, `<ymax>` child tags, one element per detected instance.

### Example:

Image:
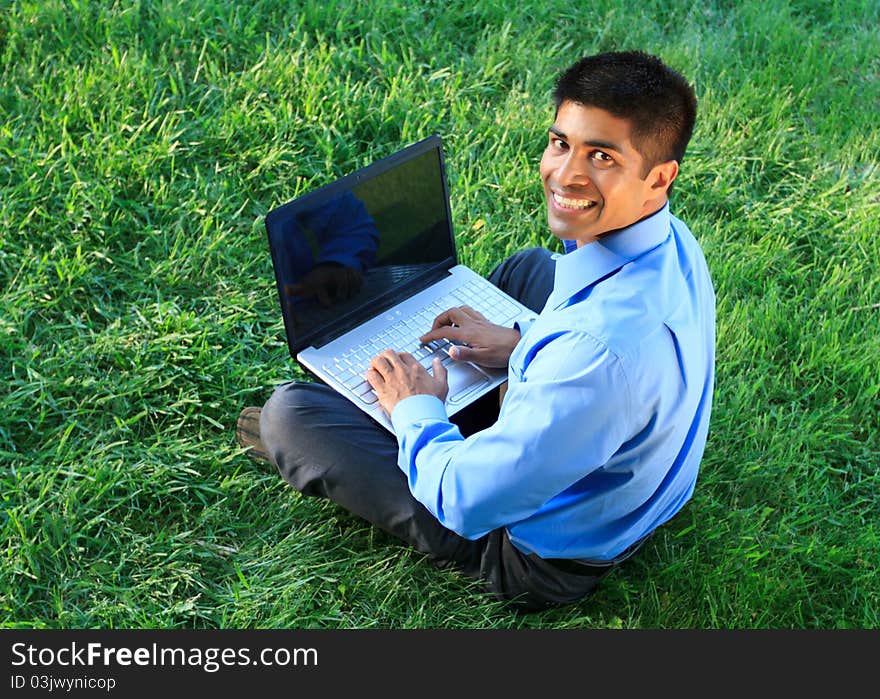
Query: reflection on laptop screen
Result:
<box><xmin>266</xmin><ymin>142</ymin><xmax>455</xmax><ymax>351</ymax></box>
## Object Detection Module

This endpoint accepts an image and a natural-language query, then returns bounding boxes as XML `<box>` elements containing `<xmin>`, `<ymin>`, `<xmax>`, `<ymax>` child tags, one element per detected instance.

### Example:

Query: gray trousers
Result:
<box><xmin>260</xmin><ymin>248</ymin><xmax>614</xmax><ymax>610</ymax></box>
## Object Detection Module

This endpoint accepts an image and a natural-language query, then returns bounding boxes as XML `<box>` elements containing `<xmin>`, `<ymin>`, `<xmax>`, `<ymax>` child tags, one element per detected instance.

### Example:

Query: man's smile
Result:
<box><xmin>551</xmin><ymin>190</ymin><xmax>598</xmax><ymax>211</ymax></box>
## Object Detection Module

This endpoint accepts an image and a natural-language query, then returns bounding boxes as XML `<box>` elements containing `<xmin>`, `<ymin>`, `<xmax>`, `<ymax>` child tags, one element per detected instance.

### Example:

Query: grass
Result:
<box><xmin>1</xmin><ymin>0</ymin><xmax>878</xmax><ymax>629</ymax></box>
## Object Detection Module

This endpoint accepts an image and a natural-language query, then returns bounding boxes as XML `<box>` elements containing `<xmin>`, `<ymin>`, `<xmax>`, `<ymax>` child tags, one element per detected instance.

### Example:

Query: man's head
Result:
<box><xmin>553</xmin><ymin>50</ymin><xmax>697</xmax><ymax>172</ymax></box>
<box><xmin>540</xmin><ymin>51</ymin><xmax>697</xmax><ymax>245</ymax></box>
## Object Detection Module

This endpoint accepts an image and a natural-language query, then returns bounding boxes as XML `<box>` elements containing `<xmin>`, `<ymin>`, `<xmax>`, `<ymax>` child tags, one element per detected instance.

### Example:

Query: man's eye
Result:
<box><xmin>592</xmin><ymin>151</ymin><xmax>613</xmax><ymax>162</ymax></box>
<box><xmin>551</xmin><ymin>138</ymin><xmax>567</xmax><ymax>149</ymax></box>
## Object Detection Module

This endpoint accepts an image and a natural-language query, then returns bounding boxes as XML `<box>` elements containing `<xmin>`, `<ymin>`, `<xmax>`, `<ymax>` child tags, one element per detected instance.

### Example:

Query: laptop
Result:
<box><xmin>265</xmin><ymin>134</ymin><xmax>533</xmax><ymax>432</ymax></box>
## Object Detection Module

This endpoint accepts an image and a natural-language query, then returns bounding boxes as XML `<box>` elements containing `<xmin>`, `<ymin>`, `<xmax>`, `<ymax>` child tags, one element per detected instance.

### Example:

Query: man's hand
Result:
<box><xmin>366</xmin><ymin>350</ymin><xmax>449</xmax><ymax>415</ymax></box>
<box><xmin>419</xmin><ymin>305</ymin><xmax>521</xmax><ymax>368</ymax></box>
<box><xmin>285</xmin><ymin>263</ymin><xmax>363</xmax><ymax>307</ymax></box>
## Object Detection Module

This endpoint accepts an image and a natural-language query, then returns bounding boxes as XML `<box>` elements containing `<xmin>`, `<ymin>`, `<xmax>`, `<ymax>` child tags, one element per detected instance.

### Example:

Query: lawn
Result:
<box><xmin>1</xmin><ymin>0</ymin><xmax>878</xmax><ymax>628</ymax></box>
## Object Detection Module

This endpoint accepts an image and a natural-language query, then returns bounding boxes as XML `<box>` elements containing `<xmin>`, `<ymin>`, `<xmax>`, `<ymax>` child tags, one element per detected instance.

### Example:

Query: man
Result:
<box><xmin>237</xmin><ymin>50</ymin><xmax>715</xmax><ymax>611</ymax></box>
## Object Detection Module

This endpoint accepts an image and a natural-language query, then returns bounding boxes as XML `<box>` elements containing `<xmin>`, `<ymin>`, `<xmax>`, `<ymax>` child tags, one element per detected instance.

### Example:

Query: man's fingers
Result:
<box><xmin>315</xmin><ymin>285</ymin><xmax>332</xmax><ymax>307</ymax></box>
<box><xmin>429</xmin><ymin>306</ymin><xmax>469</xmax><ymax>331</ymax></box>
<box><xmin>428</xmin><ymin>313</ymin><xmax>452</xmax><ymax>332</ymax></box>
<box><xmin>365</xmin><ymin>367</ymin><xmax>383</xmax><ymax>387</ymax></box>
<box><xmin>369</xmin><ymin>352</ymin><xmax>395</xmax><ymax>375</ymax></box>
<box><xmin>431</xmin><ymin>357</ymin><xmax>449</xmax><ymax>400</ymax></box>
<box><xmin>419</xmin><ymin>325</ymin><xmax>467</xmax><ymax>345</ymax></box>
<box><xmin>426</xmin><ymin>305</ymin><xmax>490</xmax><ymax>338</ymax></box>
<box><xmin>447</xmin><ymin>343</ymin><xmax>478</xmax><ymax>362</ymax></box>
<box><xmin>396</xmin><ymin>351</ymin><xmax>419</xmax><ymax>367</ymax></box>
<box><xmin>371</xmin><ymin>349</ymin><xmax>421</xmax><ymax>374</ymax></box>
<box><xmin>341</xmin><ymin>268</ymin><xmax>361</xmax><ymax>298</ymax></box>
<box><xmin>455</xmin><ymin>305</ymin><xmax>487</xmax><ymax>321</ymax></box>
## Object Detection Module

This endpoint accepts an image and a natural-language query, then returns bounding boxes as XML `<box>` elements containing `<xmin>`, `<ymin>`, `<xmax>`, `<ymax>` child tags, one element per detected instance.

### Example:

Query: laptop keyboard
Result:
<box><xmin>323</xmin><ymin>280</ymin><xmax>521</xmax><ymax>405</ymax></box>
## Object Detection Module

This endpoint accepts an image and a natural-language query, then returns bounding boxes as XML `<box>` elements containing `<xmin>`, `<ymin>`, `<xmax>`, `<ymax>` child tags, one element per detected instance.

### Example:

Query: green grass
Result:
<box><xmin>1</xmin><ymin>0</ymin><xmax>878</xmax><ymax>629</ymax></box>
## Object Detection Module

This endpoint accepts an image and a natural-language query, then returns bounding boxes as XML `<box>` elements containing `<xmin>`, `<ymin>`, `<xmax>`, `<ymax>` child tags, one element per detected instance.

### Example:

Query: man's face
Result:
<box><xmin>539</xmin><ymin>101</ymin><xmax>669</xmax><ymax>246</ymax></box>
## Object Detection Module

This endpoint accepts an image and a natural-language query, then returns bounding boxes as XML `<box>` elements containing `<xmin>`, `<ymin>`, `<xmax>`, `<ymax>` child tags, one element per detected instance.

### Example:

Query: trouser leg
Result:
<box><xmin>488</xmin><ymin>246</ymin><xmax>557</xmax><ymax>313</ymax></box>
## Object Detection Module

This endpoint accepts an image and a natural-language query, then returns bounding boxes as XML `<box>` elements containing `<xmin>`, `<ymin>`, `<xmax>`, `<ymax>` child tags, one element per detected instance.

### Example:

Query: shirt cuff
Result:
<box><xmin>390</xmin><ymin>393</ymin><xmax>450</xmax><ymax>435</ymax></box>
<box><xmin>514</xmin><ymin>314</ymin><xmax>538</xmax><ymax>338</ymax></box>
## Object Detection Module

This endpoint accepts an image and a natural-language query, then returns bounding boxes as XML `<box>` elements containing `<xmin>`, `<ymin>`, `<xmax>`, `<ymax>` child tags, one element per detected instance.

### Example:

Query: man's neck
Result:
<box><xmin>576</xmin><ymin>199</ymin><xmax>668</xmax><ymax>248</ymax></box>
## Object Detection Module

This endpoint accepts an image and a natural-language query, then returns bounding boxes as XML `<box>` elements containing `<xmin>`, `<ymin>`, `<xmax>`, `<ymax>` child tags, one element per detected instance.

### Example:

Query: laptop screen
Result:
<box><xmin>265</xmin><ymin>135</ymin><xmax>456</xmax><ymax>354</ymax></box>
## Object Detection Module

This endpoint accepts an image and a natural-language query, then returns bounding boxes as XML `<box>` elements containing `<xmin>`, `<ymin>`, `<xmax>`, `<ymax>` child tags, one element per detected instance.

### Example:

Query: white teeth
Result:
<box><xmin>553</xmin><ymin>192</ymin><xmax>596</xmax><ymax>210</ymax></box>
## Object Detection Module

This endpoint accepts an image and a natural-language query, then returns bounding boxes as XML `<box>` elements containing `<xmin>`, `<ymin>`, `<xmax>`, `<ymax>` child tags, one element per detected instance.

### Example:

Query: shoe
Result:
<box><xmin>236</xmin><ymin>406</ymin><xmax>270</xmax><ymax>463</ymax></box>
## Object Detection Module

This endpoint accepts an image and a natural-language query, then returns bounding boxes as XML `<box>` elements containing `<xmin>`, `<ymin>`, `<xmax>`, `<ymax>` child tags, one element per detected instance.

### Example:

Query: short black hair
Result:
<box><xmin>553</xmin><ymin>51</ymin><xmax>697</xmax><ymax>173</ymax></box>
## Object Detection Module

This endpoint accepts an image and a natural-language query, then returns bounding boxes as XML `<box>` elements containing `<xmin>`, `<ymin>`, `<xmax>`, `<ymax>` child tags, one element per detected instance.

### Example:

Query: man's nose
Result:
<box><xmin>555</xmin><ymin>154</ymin><xmax>590</xmax><ymax>186</ymax></box>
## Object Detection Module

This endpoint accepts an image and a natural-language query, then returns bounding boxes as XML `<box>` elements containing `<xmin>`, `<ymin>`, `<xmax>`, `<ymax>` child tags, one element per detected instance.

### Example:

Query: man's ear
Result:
<box><xmin>648</xmin><ymin>160</ymin><xmax>679</xmax><ymax>194</ymax></box>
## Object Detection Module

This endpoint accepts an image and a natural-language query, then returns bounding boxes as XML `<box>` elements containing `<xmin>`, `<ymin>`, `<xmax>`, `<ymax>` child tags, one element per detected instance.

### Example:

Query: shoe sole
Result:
<box><xmin>236</xmin><ymin>408</ymin><xmax>270</xmax><ymax>463</ymax></box>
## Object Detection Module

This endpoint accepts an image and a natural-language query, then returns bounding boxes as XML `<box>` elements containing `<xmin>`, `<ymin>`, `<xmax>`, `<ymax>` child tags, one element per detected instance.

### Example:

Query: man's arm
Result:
<box><xmin>386</xmin><ymin>331</ymin><xmax>631</xmax><ymax>539</ymax></box>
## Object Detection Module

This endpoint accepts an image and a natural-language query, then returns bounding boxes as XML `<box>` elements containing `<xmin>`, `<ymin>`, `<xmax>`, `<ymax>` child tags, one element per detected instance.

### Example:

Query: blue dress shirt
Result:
<box><xmin>390</xmin><ymin>204</ymin><xmax>716</xmax><ymax>562</ymax></box>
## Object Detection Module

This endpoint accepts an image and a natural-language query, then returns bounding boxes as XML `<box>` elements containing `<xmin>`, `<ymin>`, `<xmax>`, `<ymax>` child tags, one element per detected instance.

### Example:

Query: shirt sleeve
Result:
<box><xmin>307</xmin><ymin>193</ymin><xmax>380</xmax><ymax>272</ymax></box>
<box><xmin>389</xmin><ymin>330</ymin><xmax>633</xmax><ymax>539</ymax></box>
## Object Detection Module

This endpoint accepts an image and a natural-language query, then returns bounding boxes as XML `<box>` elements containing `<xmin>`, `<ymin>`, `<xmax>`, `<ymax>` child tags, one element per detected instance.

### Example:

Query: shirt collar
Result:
<box><xmin>551</xmin><ymin>203</ymin><xmax>671</xmax><ymax>310</ymax></box>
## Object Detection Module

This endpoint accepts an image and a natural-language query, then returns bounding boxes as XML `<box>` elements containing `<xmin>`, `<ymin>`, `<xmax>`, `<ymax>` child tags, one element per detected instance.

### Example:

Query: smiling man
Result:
<box><xmin>242</xmin><ymin>50</ymin><xmax>716</xmax><ymax>611</ymax></box>
<box><xmin>542</xmin><ymin>101</ymin><xmax>677</xmax><ymax>243</ymax></box>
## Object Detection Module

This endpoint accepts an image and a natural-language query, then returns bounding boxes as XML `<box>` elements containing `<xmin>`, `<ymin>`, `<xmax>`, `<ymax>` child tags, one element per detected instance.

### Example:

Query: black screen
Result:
<box><xmin>266</xmin><ymin>137</ymin><xmax>456</xmax><ymax>352</ymax></box>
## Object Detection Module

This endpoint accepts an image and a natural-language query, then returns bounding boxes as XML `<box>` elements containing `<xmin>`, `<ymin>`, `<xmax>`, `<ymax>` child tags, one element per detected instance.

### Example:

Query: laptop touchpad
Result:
<box><xmin>445</xmin><ymin>363</ymin><xmax>491</xmax><ymax>405</ymax></box>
